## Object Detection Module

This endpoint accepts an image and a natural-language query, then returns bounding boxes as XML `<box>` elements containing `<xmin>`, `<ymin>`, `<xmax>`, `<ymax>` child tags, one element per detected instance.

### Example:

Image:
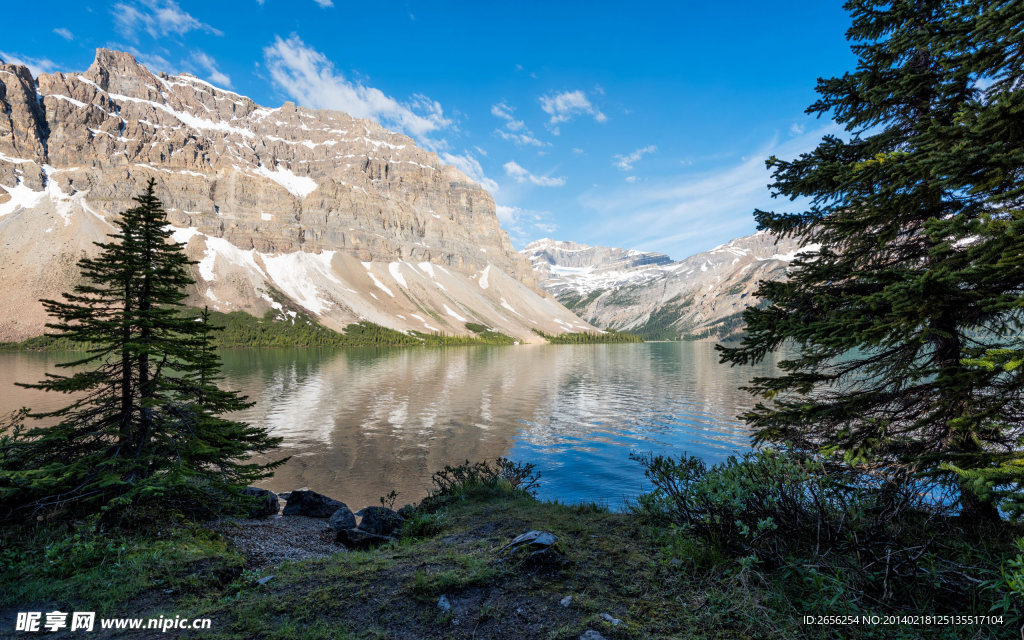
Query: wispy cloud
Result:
<box><xmin>0</xmin><ymin>51</ymin><xmax>58</xmax><ymax>76</ymax></box>
<box><xmin>579</xmin><ymin>124</ymin><xmax>842</xmax><ymax>258</ymax></box>
<box><xmin>613</xmin><ymin>145</ymin><xmax>656</xmax><ymax>171</ymax></box>
<box><xmin>539</xmin><ymin>89</ymin><xmax>606</xmax><ymax>134</ymax></box>
<box><xmin>496</xmin><ymin>204</ymin><xmax>557</xmax><ymax>246</ymax></box>
<box><xmin>503</xmin><ymin>161</ymin><xmax>565</xmax><ymax>187</ymax></box>
<box><xmin>491</xmin><ymin>101</ymin><xmax>548</xmax><ymax>147</ymax></box>
<box><xmin>53</xmin><ymin>27</ymin><xmax>74</xmax><ymax>41</ymax></box>
<box><xmin>441</xmin><ymin>151</ymin><xmax>498</xmax><ymax>193</ymax></box>
<box><xmin>312</xmin><ymin>0</ymin><xmax>334</xmax><ymax>6</ymax></box>
<box><xmin>191</xmin><ymin>51</ymin><xmax>230</xmax><ymax>87</ymax></box>
<box><xmin>263</xmin><ymin>34</ymin><xmax>452</xmax><ymax>144</ymax></box>
<box><xmin>113</xmin><ymin>0</ymin><xmax>222</xmax><ymax>41</ymax></box>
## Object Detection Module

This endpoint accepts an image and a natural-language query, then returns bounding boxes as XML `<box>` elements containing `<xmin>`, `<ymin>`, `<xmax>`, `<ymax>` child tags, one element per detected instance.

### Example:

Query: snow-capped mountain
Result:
<box><xmin>522</xmin><ymin>232</ymin><xmax>809</xmax><ymax>340</ymax></box>
<box><xmin>0</xmin><ymin>49</ymin><xmax>594</xmax><ymax>342</ymax></box>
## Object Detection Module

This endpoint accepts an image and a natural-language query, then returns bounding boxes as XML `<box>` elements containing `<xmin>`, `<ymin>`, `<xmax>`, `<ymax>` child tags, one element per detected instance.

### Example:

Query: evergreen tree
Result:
<box><xmin>718</xmin><ymin>0</ymin><xmax>1024</xmax><ymax>519</ymax></box>
<box><xmin>0</xmin><ymin>180</ymin><xmax>284</xmax><ymax>523</ymax></box>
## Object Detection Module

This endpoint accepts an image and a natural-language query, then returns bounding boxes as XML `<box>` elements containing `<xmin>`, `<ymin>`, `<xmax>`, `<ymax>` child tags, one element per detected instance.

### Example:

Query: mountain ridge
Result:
<box><xmin>521</xmin><ymin>232</ymin><xmax>808</xmax><ymax>341</ymax></box>
<box><xmin>0</xmin><ymin>49</ymin><xmax>595</xmax><ymax>342</ymax></box>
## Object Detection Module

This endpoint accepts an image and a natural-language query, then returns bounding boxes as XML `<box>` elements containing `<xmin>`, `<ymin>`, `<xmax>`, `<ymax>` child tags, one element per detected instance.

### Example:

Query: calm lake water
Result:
<box><xmin>0</xmin><ymin>343</ymin><xmax>781</xmax><ymax>511</ymax></box>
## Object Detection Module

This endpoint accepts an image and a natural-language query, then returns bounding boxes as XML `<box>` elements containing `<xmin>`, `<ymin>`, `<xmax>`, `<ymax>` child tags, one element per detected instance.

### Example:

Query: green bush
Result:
<box><xmin>631</xmin><ymin>450</ymin><xmax>1018</xmax><ymax>614</ymax></box>
<box><xmin>421</xmin><ymin>458</ymin><xmax>540</xmax><ymax>510</ymax></box>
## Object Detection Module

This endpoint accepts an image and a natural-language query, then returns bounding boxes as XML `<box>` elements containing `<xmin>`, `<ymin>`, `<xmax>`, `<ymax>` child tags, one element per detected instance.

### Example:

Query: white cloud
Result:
<box><xmin>0</xmin><ymin>51</ymin><xmax>58</xmax><ymax>76</ymax></box>
<box><xmin>192</xmin><ymin>51</ymin><xmax>231</xmax><ymax>88</ymax></box>
<box><xmin>539</xmin><ymin>90</ymin><xmax>606</xmax><ymax>133</ymax></box>
<box><xmin>579</xmin><ymin>124</ymin><xmax>843</xmax><ymax>258</ymax></box>
<box><xmin>625</xmin><ymin>176</ymin><xmax>638</xmax><ymax>183</ymax></box>
<box><xmin>53</xmin><ymin>27</ymin><xmax>74</xmax><ymax>41</ymax></box>
<box><xmin>491</xmin><ymin>101</ymin><xmax>548</xmax><ymax>147</ymax></box>
<box><xmin>789</xmin><ymin>122</ymin><xmax>805</xmax><ymax>136</ymax></box>
<box><xmin>495</xmin><ymin>129</ymin><xmax>546</xmax><ymax>147</ymax></box>
<box><xmin>440</xmin><ymin>151</ymin><xmax>499</xmax><ymax>193</ymax></box>
<box><xmin>113</xmin><ymin>0</ymin><xmax>222</xmax><ymax>40</ymax></box>
<box><xmin>312</xmin><ymin>0</ymin><xmax>333</xmax><ymax>6</ymax></box>
<box><xmin>495</xmin><ymin>204</ymin><xmax>558</xmax><ymax>247</ymax></box>
<box><xmin>613</xmin><ymin>145</ymin><xmax>656</xmax><ymax>171</ymax></box>
<box><xmin>503</xmin><ymin>161</ymin><xmax>565</xmax><ymax>187</ymax></box>
<box><xmin>263</xmin><ymin>34</ymin><xmax>452</xmax><ymax>145</ymax></box>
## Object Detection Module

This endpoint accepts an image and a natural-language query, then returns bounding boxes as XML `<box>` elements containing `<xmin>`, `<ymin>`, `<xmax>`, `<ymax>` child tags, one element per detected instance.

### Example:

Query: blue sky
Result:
<box><xmin>0</xmin><ymin>1</ymin><xmax>855</xmax><ymax>259</ymax></box>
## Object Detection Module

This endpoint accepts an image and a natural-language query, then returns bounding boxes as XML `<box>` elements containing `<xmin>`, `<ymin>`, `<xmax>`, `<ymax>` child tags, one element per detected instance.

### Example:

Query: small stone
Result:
<box><xmin>437</xmin><ymin>594</ymin><xmax>451</xmax><ymax>612</ymax></box>
<box><xmin>600</xmin><ymin>612</ymin><xmax>623</xmax><ymax>626</ymax></box>
<box><xmin>501</xmin><ymin>530</ymin><xmax>558</xmax><ymax>552</ymax></box>
<box><xmin>580</xmin><ymin>631</ymin><xmax>608</xmax><ymax>640</ymax></box>
<box><xmin>257</xmin><ymin>575</ymin><xmax>274</xmax><ymax>585</ymax></box>
<box><xmin>560</xmin><ymin>595</ymin><xmax>572</xmax><ymax>607</ymax></box>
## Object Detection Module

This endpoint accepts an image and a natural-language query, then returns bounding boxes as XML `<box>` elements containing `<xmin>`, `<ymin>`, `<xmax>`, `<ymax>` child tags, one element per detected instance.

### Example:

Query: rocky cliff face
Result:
<box><xmin>0</xmin><ymin>49</ymin><xmax>593</xmax><ymax>341</ymax></box>
<box><xmin>523</xmin><ymin>233</ymin><xmax>809</xmax><ymax>340</ymax></box>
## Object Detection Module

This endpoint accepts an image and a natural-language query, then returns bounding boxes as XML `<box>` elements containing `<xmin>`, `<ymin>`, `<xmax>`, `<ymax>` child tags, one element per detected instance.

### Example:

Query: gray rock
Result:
<box><xmin>242</xmin><ymin>487</ymin><xmax>280</xmax><ymax>518</ymax></box>
<box><xmin>437</xmin><ymin>594</ymin><xmax>451</xmax><ymax>612</ymax></box>
<box><xmin>256</xmin><ymin>575</ymin><xmax>274</xmax><ymax>585</ymax></box>
<box><xmin>328</xmin><ymin>505</ymin><xmax>357</xmax><ymax>532</ymax></box>
<box><xmin>282</xmin><ymin>490</ymin><xmax>347</xmax><ymax>518</ymax></box>
<box><xmin>600</xmin><ymin>613</ymin><xmax>623</xmax><ymax>626</ymax></box>
<box><xmin>501</xmin><ymin>530</ymin><xmax>558</xmax><ymax>553</ymax></box>
<box><xmin>357</xmin><ymin>506</ymin><xmax>404</xmax><ymax>536</ymax></box>
<box><xmin>335</xmin><ymin>527</ymin><xmax>393</xmax><ymax>550</ymax></box>
<box><xmin>560</xmin><ymin>595</ymin><xmax>573</xmax><ymax>607</ymax></box>
<box><xmin>580</xmin><ymin>631</ymin><xmax>608</xmax><ymax>640</ymax></box>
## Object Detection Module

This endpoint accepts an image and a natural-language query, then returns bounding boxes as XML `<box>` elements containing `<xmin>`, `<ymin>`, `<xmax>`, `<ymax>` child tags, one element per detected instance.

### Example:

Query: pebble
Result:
<box><xmin>560</xmin><ymin>595</ymin><xmax>573</xmax><ymax>607</ymax></box>
<box><xmin>438</xmin><ymin>595</ymin><xmax>452</xmax><ymax>612</ymax></box>
<box><xmin>211</xmin><ymin>515</ymin><xmax>341</xmax><ymax>566</ymax></box>
<box><xmin>580</xmin><ymin>631</ymin><xmax>608</xmax><ymax>640</ymax></box>
<box><xmin>600</xmin><ymin>612</ymin><xmax>623</xmax><ymax>626</ymax></box>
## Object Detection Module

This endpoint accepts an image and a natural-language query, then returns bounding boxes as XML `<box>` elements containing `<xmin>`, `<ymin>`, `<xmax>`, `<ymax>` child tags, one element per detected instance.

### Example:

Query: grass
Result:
<box><xmin>2</xmin><ymin>477</ymin><xmax>1017</xmax><ymax>639</ymax></box>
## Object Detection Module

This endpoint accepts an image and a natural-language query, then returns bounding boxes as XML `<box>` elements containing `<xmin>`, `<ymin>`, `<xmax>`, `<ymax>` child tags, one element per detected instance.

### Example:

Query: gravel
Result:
<box><xmin>212</xmin><ymin>514</ymin><xmax>345</xmax><ymax>567</ymax></box>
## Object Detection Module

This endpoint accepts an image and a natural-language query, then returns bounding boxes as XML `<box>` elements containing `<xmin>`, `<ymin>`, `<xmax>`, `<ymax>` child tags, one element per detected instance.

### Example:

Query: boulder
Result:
<box><xmin>336</xmin><ymin>527</ymin><xmax>393</xmax><ymax>550</ymax></box>
<box><xmin>356</xmin><ymin>506</ymin><xmax>404</xmax><ymax>536</ymax></box>
<box><xmin>242</xmin><ymin>487</ymin><xmax>279</xmax><ymax>518</ymax></box>
<box><xmin>328</xmin><ymin>505</ymin><xmax>357</xmax><ymax>532</ymax></box>
<box><xmin>282</xmin><ymin>490</ymin><xmax>347</xmax><ymax>518</ymax></box>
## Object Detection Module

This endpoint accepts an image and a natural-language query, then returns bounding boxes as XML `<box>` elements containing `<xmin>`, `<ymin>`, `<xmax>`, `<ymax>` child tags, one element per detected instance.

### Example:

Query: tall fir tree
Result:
<box><xmin>718</xmin><ymin>0</ymin><xmax>1024</xmax><ymax>519</ymax></box>
<box><xmin>0</xmin><ymin>180</ymin><xmax>284</xmax><ymax>522</ymax></box>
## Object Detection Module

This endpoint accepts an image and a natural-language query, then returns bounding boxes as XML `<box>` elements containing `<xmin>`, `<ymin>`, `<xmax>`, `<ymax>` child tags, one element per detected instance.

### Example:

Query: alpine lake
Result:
<box><xmin>0</xmin><ymin>342</ymin><xmax>783</xmax><ymax>511</ymax></box>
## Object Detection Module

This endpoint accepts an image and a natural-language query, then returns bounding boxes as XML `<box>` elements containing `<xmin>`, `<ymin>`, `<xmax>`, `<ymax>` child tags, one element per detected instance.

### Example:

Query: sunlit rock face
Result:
<box><xmin>523</xmin><ymin>232</ymin><xmax>809</xmax><ymax>340</ymax></box>
<box><xmin>0</xmin><ymin>49</ymin><xmax>592</xmax><ymax>341</ymax></box>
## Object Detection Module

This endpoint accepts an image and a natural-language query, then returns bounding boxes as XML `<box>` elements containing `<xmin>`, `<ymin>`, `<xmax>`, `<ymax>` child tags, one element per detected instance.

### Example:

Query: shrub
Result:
<box><xmin>629</xmin><ymin>450</ymin><xmax>1014</xmax><ymax>612</ymax></box>
<box><xmin>421</xmin><ymin>458</ymin><xmax>540</xmax><ymax>510</ymax></box>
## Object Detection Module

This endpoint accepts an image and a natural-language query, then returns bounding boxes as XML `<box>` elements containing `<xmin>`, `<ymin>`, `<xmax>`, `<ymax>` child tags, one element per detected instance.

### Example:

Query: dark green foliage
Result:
<box><xmin>717</xmin><ymin>1</ymin><xmax>1024</xmax><ymax>518</ymax></box>
<box><xmin>0</xmin><ymin>181</ymin><xmax>284</xmax><ymax>524</ymax></box>
<box><xmin>2</xmin><ymin>311</ymin><xmax>519</xmax><ymax>350</ymax></box>
<box><xmin>632</xmin><ymin>295</ymin><xmax>694</xmax><ymax>340</ymax></box>
<box><xmin>532</xmin><ymin>328</ymin><xmax>643</xmax><ymax>344</ymax></box>
<box><xmin>631</xmin><ymin>450</ymin><xmax>1018</xmax><ymax>616</ymax></box>
<box><xmin>557</xmin><ymin>289</ymin><xmax>603</xmax><ymax>312</ymax></box>
<box><xmin>419</xmin><ymin>458</ymin><xmax>541</xmax><ymax>511</ymax></box>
